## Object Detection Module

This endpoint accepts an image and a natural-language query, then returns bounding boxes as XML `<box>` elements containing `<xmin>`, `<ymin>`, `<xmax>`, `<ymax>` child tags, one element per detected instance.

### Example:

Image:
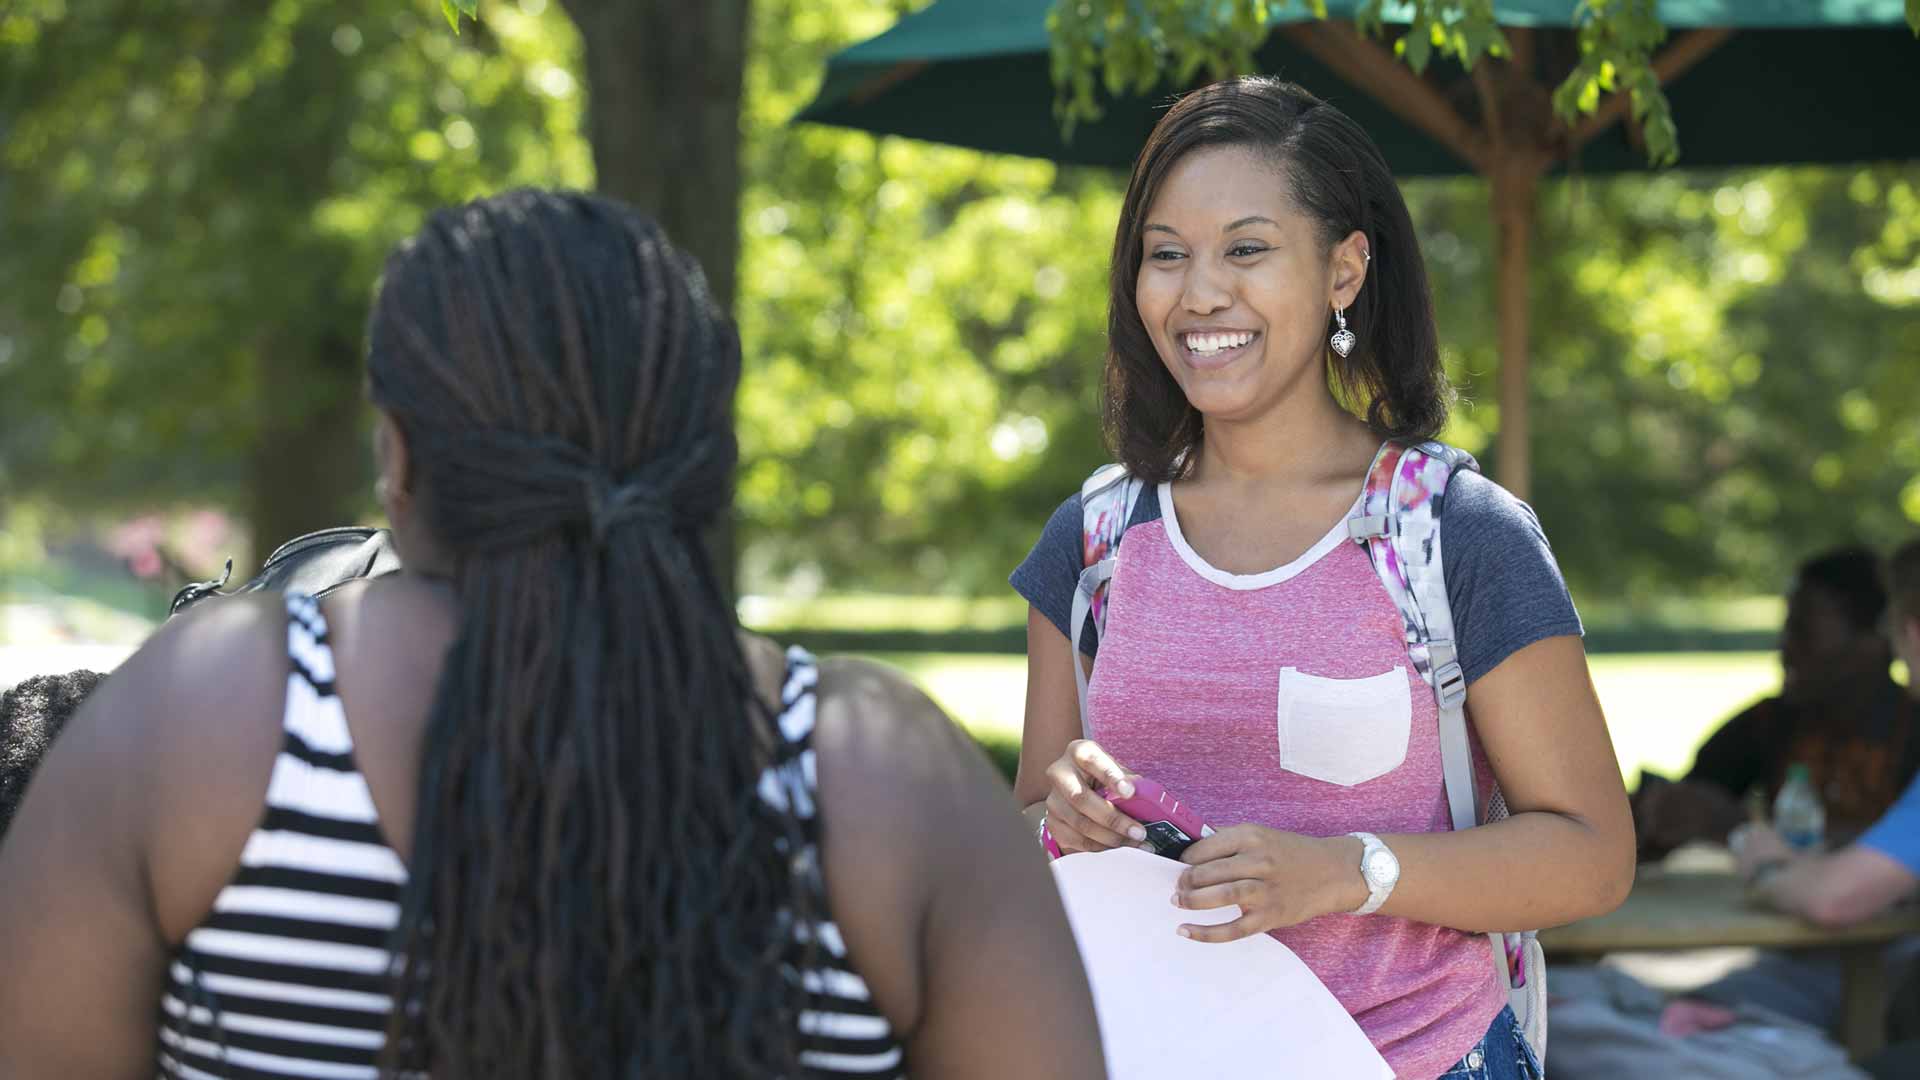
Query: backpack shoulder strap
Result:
<box><xmin>1346</xmin><ymin>440</ymin><xmax>1478</xmax><ymax>830</ymax></box>
<box><xmin>1079</xmin><ymin>463</ymin><xmax>1138</xmax><ymax>572</ymax></box>
<box><xmin>1348</xmin><ymin>442</ymin><xmax>1540</xmax><ymax>1018</ymax></box>
<box><xmin>1068</xmin><ymin>464</ymin><xmax>1143</xmax><ymax>739</ymax></box>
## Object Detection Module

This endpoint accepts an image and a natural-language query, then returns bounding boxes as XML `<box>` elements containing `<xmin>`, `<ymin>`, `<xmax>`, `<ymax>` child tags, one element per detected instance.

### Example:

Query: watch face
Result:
<box><xmin>1363</xmin><ymin>848</ymin><xmax>1398</xmax><ymax>886</ymax></box>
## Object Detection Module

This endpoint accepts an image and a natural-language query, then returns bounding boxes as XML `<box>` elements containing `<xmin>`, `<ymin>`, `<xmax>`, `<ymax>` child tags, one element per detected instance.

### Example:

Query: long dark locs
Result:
<box><xmin>366</xmin><ymin>190</ymin><xmax>812</xmax><ymax>1076</ymax></box>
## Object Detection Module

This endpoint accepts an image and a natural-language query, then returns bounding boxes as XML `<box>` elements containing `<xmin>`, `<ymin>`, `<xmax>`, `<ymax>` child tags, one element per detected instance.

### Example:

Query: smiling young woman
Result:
<box><xmin>1010</xmin><ymin>77</ymin><xmax>1634</xmax><ymax>1080</ymax></box>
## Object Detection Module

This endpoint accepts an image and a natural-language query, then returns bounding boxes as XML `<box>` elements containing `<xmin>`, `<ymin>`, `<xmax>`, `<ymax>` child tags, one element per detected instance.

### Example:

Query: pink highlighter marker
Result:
<box><xmin>1043</xmin><ymin>776</ymin><xmax>1215</xmax><ymax>860</ymax></box>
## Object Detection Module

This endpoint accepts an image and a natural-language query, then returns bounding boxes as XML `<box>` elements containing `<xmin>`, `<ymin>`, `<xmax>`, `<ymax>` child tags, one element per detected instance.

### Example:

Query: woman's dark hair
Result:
<box><xmin>1795</xmin><ymin>545</ymin><xmax>1887</xmax><ymax>634</ymax></box>
<box><xmin>1104</xmin><ymin>76</ymin><xmax>1450</xmax><ymax>481</ymax></box>
<box><xmin>365</xmin><ymin>190</ymin><xmax>808</xmax><ymax>1076</ymax></box>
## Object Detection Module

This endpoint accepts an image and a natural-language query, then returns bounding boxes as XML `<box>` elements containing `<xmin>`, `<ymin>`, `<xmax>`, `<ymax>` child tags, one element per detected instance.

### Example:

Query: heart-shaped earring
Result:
<box><xmin>1330</xmin><ymin>307</ymin><xmax>1356</xmax><ymax>358</ymax></box>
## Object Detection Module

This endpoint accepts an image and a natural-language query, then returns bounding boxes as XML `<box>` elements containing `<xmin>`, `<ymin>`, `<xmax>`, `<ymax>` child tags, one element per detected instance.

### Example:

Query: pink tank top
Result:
<box><xmin>1085</xmin><ymin>485</ymin><xmax>1504</xmax><ymax>1080</ymax></box>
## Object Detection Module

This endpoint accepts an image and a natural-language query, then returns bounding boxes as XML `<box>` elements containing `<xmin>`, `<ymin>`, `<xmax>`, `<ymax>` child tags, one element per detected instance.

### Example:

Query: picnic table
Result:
<box><xmin>1539</xmin><ymin>864</ymin><xmax>1920</xmax><ymax>1060</ymax></box>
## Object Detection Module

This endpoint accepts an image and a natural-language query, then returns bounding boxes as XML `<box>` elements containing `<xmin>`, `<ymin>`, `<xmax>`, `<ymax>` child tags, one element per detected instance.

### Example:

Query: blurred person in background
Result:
<box><xmin>1635</xmin><ymin>546</ymin><xmax>1916</xmax><ymax>859</ymax></box>
<box><xmin>1656</xmin><ymin>538</ymin><xmax>1920</xmax><ymax>1078</ymax></box>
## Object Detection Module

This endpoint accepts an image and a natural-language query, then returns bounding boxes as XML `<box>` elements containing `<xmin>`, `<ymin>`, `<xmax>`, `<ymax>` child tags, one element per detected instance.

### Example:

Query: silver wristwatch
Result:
<box><xmin>1347</xmin><ymin>831</ymin><xmax>1400</xmax><ymax>916</ymax></box>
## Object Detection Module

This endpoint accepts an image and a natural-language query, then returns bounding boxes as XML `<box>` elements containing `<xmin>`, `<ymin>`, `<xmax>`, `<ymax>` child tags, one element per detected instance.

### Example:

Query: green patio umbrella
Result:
<box><xmin>800</xmin><ymin>0</ymin><xmax>1920</xmax><ymax>497</ymax></box>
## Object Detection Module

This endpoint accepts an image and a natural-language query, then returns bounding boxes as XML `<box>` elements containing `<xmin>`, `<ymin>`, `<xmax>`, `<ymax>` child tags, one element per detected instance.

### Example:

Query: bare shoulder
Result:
<box><xmin>0</xmin><ymin>592</ymin><xmax>297</xmax><ymax>1071</ymax></box>
<box><xmin>736</xmin><ymin>635</ymin><xmax>959</xmax><ymax>760</ymax></box>
<box><xmin>810</xmin><ymin>655</ymin><xmax>1022</xmax><ymax>889</ymax></box>
<box><xmin>810</xmin><ymin>657</ymin><xmax>1105</xmax><ymax>1077</ymax></box>
<box><xmin>816</xmin><ymin>655</ymin><xmax>948</xmax><ymax>728</ymax></box>
<box><xmin>806</xmin><ymin>656</ymin><xmax>1007</xmax><ymax>1040</ymax></box>
<box><xmin>100</xmin><ymin>591</ymin><xmax>292</xmax><ymax>936</ymax></box>
<box><xmin>813</xmin><ymin>656</ymin><xmax>984</xmax><ymax>798</ymax></box>
<box><xmin>102</xmin><ymin>590</ymin><xmax>289</xmax><ymax>759</ymax></box>
<box><xmin>2</xmin><ymin>588</ymin><xmax>287</xmax><ymax>855</ymax></box>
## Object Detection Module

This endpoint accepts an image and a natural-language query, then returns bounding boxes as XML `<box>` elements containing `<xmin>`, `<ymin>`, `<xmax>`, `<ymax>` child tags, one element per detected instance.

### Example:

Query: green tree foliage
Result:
<box><xmin>0</xmin><ymin>0</ymin><xmax>589</xmax><ymax>561</ymax></box>
<box><xmin>1550</xmin><ymin>0</ymin><xmax>1676</xmax><ymax>165</ymax></box>
<box><xmin>1048</xmin><ymin>0</ymin><xmax>1682</xmax><ymax>165</ymax></box>
<box><xmin>735</xmin><ymin>0</ymin><xmax>1121</xmax><ymax>593</ymax></box>
<box><xmin>444</xmin><ymin>0</ymin><xmax>481</xmax><ymax>32</ymax></box>
<box><xmin>1415</xmin><ymin>167</ymin><xmax>1920</xmax><ymax>598</ymax></box>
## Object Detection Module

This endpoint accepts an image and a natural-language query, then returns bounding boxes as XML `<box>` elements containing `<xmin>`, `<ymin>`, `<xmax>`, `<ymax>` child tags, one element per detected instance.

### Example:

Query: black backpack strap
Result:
<box><xmin>169</xmin><ymin>527</ymin><xmax>403</xmax><ymax>617</ymax></box>
<box><xmin>169</xmin><ymin>559</ymin><xmax>235</xmax><ymax>616</ymax></box>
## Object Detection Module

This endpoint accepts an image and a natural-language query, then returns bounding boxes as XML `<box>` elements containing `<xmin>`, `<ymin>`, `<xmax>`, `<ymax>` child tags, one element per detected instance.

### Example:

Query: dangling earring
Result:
<box><xmin>376</xmin><ymin>477</ymin><xmax>406</xmax><ymax>517</ymax></box>
<box><xmin>1330</xmin><ymin>307</ymin><xmax>1356</xmax><ymax>358</ymax></box>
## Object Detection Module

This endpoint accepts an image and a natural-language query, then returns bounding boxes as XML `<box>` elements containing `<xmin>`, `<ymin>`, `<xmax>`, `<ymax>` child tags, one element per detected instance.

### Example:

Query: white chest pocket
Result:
<box><xmin>1276</xmin><ymin>666</ymin><xmax>1413</xmax><ymax>787</ymax></box>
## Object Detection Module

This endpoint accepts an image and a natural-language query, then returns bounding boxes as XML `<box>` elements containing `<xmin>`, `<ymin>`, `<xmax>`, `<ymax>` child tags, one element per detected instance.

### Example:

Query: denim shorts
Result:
<box><xmin>1439</xmin><ymin>1005</ymin><xmax>1543</xmax><ymax>1080</ymax></box>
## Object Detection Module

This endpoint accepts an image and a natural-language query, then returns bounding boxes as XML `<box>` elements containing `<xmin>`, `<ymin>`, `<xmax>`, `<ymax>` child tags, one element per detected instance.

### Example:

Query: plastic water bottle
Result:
<box><xmin>1773</xmin><ymin>763</ymin><xmax>1827</xmax><ymax>852</ymax></box>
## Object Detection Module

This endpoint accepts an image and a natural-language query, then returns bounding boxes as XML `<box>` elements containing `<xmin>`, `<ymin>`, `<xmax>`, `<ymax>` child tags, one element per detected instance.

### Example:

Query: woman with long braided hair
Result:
<box><xmin>0</xmin><ymin>190</ymin><xmax>1103</xmax><ymax>1079</ymax></box>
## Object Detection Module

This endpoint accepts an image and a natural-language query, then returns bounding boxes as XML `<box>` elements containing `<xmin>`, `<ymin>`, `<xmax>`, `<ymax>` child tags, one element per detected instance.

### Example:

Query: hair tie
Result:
<box><xmin>584</xmin><ymin>471</ymin><xmax>671</xmax><ymax>547</ymax></box>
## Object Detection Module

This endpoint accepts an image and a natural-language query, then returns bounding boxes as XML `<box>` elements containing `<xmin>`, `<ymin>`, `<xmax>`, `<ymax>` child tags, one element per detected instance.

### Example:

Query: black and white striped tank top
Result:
<box><xmin>158</xmin><ymin>592</ymin><xmax>905</xmax><ymax>1078</ymax></box>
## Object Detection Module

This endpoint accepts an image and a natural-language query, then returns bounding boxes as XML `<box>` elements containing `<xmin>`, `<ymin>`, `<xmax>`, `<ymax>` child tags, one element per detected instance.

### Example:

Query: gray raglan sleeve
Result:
<box><xmin>1440</xmin><ymin>469</ymin><xmax>1584</xmax><ymax>686</ymax></box>
<box><xmin>1010</xmin><ymin>493</ymin><xmax>1089</xmax><ymax>653</ymax></box>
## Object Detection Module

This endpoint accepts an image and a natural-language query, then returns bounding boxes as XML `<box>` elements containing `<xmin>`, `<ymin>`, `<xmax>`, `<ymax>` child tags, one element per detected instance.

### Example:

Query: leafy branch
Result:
<box><xmin>1355</xmin><ymin>0</ymin><xmax>1507</xmax><ymax>77</ymax></box>
<box><xmin>1046</xmin><ymin>1</ymin><xmax>1311</xmax><ymax>141</ymax></box>
<box><xmin>1552</xmin><ymin>0</ymin><xmax>1677</xmax><ymax>165</ymax></box>
<box><xmin>1047</xmin><ymin>0</ymin><xmax>1682</xmax><ymax>165</ymax></box>
<box><xmin>441</xmin><ymin>0</ymin><xmax>479</xmax><ymax>33</ymax></box>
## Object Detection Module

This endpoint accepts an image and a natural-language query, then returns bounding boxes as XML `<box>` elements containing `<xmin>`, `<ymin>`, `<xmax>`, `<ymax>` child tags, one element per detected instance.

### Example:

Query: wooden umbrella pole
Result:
<box><xmin>1492</xmin><ymin>156</ymin><xmax>1542</xmax><ymax>500</ymax></box>
<box><xmin>1469</xmin><ymin>44</ymin><xmax>1550</xmax><ymax>502</ymax></box>
<box><xmin>1285</xmin><ymin>20</ymin><xmax>1560</xmax><ymax>496</ymax></box>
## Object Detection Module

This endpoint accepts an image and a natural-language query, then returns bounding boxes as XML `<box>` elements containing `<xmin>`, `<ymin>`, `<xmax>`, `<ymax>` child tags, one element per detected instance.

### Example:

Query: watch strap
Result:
<box><xmin>1348</xmin><ymin>831</ymin><xmax>1397</xmax><ymax>916</ymax></box>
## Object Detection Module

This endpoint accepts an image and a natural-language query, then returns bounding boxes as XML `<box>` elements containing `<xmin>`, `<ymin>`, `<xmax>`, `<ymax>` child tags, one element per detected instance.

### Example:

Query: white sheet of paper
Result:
<box><xmin>1051</xmin><ymin>847</ymin><xmax>1392</xmax><ymax>1080</ymax></box>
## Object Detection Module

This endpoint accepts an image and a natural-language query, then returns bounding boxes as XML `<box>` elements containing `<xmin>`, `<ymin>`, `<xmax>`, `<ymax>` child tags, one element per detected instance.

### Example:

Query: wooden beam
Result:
<box><xmin>1567</xmin><ymin>29</ymin><xmax>1734</xmax><ymax>155</ymax></box>
<box><xmin>1279</xmin><ymin>21</ymin><xmax>1490</xmax><ymax>175</ymax></box>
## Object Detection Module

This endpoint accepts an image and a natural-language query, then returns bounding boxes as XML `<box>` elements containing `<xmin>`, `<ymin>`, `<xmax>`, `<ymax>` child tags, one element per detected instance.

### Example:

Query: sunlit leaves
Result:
<box><xmin>1412</xmin><ymin>165</ymin><xmax>1920</xmax><ymax>597</ymax></box>
<box><xmin>1552</xmin><ymin>0</ymin><xmax>1678</xmax><ymax>166</ymax></box>
<box><xmin>1049</xmin><ymin>0</ymin><xmax>1679</xmax><ymax>166</ymax></box>
<box><xmin>441</xmin><ymin>0</ymin><xmax>478</xmax><ymax>33</ymax></box>
<box><xmin>0</xmin><ymin>0</ymin><xmax>590</xmax><ymax>524</ymax></box>
<box><xmin>1045</xmin><ymin>0</ymin><xmax>1311</xmax><ymax>138</ymax></box>
<box><xmin>735</xmin><ymin>0</ymin><xmax>1119</xmax><ymax>592</ymax></box>
<box><xmin>1360</xmin><ymin>0</ymin><xmax>1507</xmax><ymax>75</ymax></box>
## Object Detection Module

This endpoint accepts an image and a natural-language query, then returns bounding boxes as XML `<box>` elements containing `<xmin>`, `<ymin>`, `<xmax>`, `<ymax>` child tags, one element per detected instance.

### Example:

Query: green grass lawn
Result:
<box><xmin>862</xmin><ymin>649</ymin><xmax>1789</xmax><ymax>785</ymax></box>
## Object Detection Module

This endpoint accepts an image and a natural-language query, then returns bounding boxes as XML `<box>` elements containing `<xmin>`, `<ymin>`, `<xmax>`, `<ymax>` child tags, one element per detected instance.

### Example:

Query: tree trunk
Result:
<box><xmin>560</xmin><ymin>0</ymin><xmax>748</xmax><ymax>312</ymax></box>
<box><xmin>559</xmin><ymin>0</ymin><xmax>750</xmax><ymax>599</ymax></box>
<box><xmin>246</xmin><ymin>332</ymin><xmax>368</xmax><ymax>574</ymax></box>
